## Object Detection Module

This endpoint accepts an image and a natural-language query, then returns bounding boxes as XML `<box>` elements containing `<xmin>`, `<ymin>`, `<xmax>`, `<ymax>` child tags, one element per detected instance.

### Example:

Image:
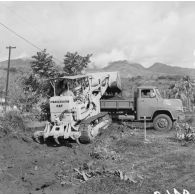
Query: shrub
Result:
<box><xmin>0</xmin><ymin>111</ymin><xmax>26</xmax><ymax>136</ymax></box>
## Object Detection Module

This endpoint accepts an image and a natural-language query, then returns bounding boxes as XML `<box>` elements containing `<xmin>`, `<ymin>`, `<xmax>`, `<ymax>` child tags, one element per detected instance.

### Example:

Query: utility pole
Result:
<box><xmin>5</xmin><ymin>46</ymin><xmax>16</xmax><ymax>111</ymax></box>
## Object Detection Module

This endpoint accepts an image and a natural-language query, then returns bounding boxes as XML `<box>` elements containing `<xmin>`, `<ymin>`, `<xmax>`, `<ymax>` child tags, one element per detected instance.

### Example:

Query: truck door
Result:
<box><xmin>137</xmin><ymin>88</ymin><xmax>158</xmax><ymax>120</ymax></box>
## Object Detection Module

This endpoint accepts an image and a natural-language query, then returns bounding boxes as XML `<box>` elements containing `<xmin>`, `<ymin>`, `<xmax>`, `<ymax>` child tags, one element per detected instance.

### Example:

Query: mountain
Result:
<box><xmin>103</xmin><ymin>60</ymin><xmax>150</xmax><ymax>77</ymax></box>
<box><xmin>148</xmin><ymin>62</ymin><xmax>195</xmax><ymax>78</ymax></box>
<box><xmin>0</xmin><ymin>58</ymin><xmax>32</xmax><ymax>73</ymax></box>
<box><xmin>1</xmin><ymin>58</ymin><xmax>195</xmax><ymax>79</ymax></box>
<box><xmin>89</xmin><ymin>61</ymin><xmax>195</xmax><ymax>78</ymax></box>
<box><xmin>88</xmin><ymin>60</ymin><xmax>152</xmax><ymax>77</ymax></box>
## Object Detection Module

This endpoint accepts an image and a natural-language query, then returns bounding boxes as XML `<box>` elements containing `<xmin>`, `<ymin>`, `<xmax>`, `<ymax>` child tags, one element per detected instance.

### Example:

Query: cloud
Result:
<box><xmin>91</xmin><ymin>49</ymin><xmax>127</xmax><ymax>68</ymax></box>
<box><xmin>1</xmin><ymin>2</ymin><xmax>195</xmax><ymax>68</ymax></box>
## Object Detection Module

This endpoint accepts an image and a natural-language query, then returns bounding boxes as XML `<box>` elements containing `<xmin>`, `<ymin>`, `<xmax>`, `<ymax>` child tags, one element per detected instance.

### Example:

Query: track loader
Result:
<box><xmin>33</xmin><ymin>72</ymin><xmax>121</xmax><ymax>144</ymax></box>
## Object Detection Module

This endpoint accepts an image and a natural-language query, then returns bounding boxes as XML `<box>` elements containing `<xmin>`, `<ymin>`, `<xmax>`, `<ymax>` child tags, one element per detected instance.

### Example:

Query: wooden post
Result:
<box><xmin>144</xmin><ymin>116</ymin><xmax>147</xmax><ymax>141</ymax></box>
<box><xmin>144</xmin><ymin>116</ymin><xmax>150</xmax><ymax>143</ymax></box>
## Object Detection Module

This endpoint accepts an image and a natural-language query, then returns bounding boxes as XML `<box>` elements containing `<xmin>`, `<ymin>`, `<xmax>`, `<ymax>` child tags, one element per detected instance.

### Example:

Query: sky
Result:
<box><xmin>1</xmin><ymin>1</ymin><xmax>195</xmax><ymax>69</ymax></box>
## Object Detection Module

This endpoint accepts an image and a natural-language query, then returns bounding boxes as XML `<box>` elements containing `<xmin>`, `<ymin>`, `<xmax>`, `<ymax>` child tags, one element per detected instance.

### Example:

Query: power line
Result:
<box><xmin>2</xmin><ymin>4</ymin><xmax>59</xmax><ymax>54</ymax></box>
<box><xmin>0</xmin><ymin>22</ymin><xmax>42</xmax><ymax>51</ymax></box>
<box><xmin>0</xmin><ymin>21</ymin><xmax>63</xmax><ymax>64</ymax></box>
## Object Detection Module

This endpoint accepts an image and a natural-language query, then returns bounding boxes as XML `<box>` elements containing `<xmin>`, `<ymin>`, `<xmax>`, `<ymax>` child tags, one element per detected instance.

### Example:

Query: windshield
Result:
<box><xmin>155</xmin><ymin>89</ymin><xmax>162</xmax><ymax>98</ymax></box>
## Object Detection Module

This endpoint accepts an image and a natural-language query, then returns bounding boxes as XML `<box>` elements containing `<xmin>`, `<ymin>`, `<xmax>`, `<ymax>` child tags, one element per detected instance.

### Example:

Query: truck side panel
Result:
<box><xmin>100</xmin><ymin>99</ymin><xmax>134</xmax><ymax>110</ymax></box>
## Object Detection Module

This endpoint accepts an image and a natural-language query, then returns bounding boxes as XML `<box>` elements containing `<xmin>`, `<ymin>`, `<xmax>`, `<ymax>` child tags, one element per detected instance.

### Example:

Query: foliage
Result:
<box><xmin>0</xmin><ymin>72</ymin><xmax>31</xmax><ymax>111</ymax></box>
<box><xmin>157</xmin><ymin>75</ymin><xmax>182</xmax><ymax>81</ymax></box>
<box><xmin>31</xmin><ymin>49</ymin><xmax>57</xmax><ymax>78</ymax></box>
<box><xmin>175</xmin><ymin>122</ymin><xmax>195</xmax><ymax>142</ymax></box>
<box><xmin>166</xmin><ymin>76</ymin><xmax>195</xmax><ymax>111</ymax></box>
<box><xmin>63</xmin><ymin>52</ymin><xmax>92</xmax><ymax>75</ymax></box>
<box><xmin>0</xmin><ymin>111</ymin><xmax>26</xmax><ymax>136</ymax></box>
<box><xmin>22</xmin><ymin>49</ymin><xmax>60</xmax><ymax>115</ymax></box>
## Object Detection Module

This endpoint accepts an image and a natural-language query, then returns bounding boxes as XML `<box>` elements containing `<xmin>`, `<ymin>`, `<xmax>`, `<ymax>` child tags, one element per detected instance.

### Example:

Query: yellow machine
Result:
<box><xmin>33</xmin><ymin>72</ymin><xmax>121</xmax><ymax>144</ymax></box>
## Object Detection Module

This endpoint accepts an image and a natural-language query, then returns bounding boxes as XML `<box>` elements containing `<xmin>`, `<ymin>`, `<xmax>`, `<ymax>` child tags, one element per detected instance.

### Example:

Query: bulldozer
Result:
<box><xmin>33</xmin><ymin>72</ymin><xmax>121</xmax><ymax>144</ymax></box>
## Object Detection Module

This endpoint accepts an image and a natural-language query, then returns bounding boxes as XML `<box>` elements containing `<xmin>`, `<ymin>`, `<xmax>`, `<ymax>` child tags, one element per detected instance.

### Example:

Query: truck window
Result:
<box><xmin>141</xmin><ymin>89</ymin><xmax>154</xmax><ymax>98</ymax></box>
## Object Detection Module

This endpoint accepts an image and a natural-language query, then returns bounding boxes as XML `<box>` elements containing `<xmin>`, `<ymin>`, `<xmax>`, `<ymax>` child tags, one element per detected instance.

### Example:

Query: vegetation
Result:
<box><xmin>166</xmin><ymin>76</ymin><xmax>195</xmax><ymax>111</ymax></box>
<box><xmin>63</xmin><ymin>52</ymin><xmax>92</xmax><ymax>75</ymax></box>
<box><xmin>0</xmin><ymin>110</ymin><xmax>26</xmax><ymax>137</ymax></box>
<box><xmin>21</xmin><ymin>49</ymin><xmax>60</xmax><ymax>118</ymax></box>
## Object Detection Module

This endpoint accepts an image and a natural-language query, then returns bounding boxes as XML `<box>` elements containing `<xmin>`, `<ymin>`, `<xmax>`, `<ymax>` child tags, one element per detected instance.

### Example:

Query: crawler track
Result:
<box><xmin>79</xmin><ymin>112</ymin><xmax>111</xmax><ymax>143</ymax></box>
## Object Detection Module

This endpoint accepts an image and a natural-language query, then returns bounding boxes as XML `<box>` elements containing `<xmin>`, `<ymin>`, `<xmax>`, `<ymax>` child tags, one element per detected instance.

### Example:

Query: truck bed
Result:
<box><xmin>100</xmin><ymin>98</ymin><xmax>134</xmax><ymax>110</ymax></box>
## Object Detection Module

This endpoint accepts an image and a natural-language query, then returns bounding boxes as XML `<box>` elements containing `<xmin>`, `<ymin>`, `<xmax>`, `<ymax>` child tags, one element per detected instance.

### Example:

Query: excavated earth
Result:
<box><xmin>0</xmin><ymin>119</ymin><xmax>195</xmax><ymax>194</ymax></box>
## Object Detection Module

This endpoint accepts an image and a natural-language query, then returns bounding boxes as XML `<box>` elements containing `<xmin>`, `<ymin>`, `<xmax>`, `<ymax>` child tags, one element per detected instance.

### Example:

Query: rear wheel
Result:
<box><xmin>153</xmin><ymin>114</ymin><xmax>173</xmax><ymax>131</ymax></box>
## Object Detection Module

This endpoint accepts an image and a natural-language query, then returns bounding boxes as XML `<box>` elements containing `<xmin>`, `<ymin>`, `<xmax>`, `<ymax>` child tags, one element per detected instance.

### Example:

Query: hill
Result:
<box><xmin>88</xmin><ymin>61</ymin><xmax>195</xmax><ymax>78</ymax></box>
<box><xmin>87</xmin><ymin>60</ymin><xmax>153</xmax><ymax>77</ymax></box>
<box><xmin>1</xmin><ymin>58</ymin><xmax>195</xmax><ymax>79</ymax></box>
<box><xmin>0</xmin><ymin>58</ymin><xmax>32</xmax><ymax>73</ymax></box>
<box><xmin>0</xmin><ymin>58</ymin><xmax>32</xmax><ymax>91</ymax></box>
<box><xmin>102</xmin><ymin>60</ymin><xmax>152</xmax><ymax>77</ymax></box>
<box><xmin>148</xmin><ymin>62</ymin><xmax>195</xmax><ymax>78</ymax></box>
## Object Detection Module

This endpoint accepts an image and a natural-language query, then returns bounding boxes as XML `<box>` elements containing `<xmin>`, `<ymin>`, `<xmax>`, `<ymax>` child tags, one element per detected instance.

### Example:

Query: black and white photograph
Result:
<box><xmin>0</xmin><ymin>1</ymin><xmax>195</xmax><ymax>194</ymax></box>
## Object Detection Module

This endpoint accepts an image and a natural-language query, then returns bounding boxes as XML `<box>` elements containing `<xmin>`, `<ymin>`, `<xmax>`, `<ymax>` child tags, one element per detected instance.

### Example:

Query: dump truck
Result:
<box><xmin>33</xmin><ymin>72</ymin><xmax>185</xmax><ymax>144</ymax></box>
<box><xmin>101</xmin><ymin>85</ymin><xmax>185</xmax><ymax>131</ymax></box>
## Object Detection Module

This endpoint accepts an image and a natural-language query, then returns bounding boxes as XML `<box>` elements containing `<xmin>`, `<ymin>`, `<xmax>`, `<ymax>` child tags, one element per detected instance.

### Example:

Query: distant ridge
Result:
<box><xmin>148</xmin><ymin>62</ymin><xmax>195</xmax><ymax>78</ymax></box>
<box><xmin>0</xmin><ymin>58</ymin><xmax>32</xmax><ymax>72</ymax></box>
<box><xmin>1</xmin><ymin>58</ymin><xmax>195</xmax><ymax>78</ymax></box>
<box><xmin>88</xmin><ymin>61</ymin><xmax>195</xmax><ymax>78</ymax></box>
<box><xmin>88</xmin><ymin>60</ymin><xmax>152</xmax><ymax>77</ymax></box>
<box><xmin>103</xmin><ymin>60</ymin><xmax>150</xmax><ymax>77</ymax></box>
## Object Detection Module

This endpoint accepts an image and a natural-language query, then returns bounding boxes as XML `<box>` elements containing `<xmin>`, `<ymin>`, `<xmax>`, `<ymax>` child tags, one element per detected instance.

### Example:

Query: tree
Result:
<box><xmin>31</xmin><ymin>49</ymin><xmax>57</xmax><ymax>78</ymax></box>
<box><xmin>23</xmin><ymin>49</ymin><xmax>60</xmax><ymax>97</ymax></box>
<box><xmin>22</xmin><ymin>49</ymin><xmax>60</xmax><ymax>116</ymax></box>
<box><xmin>63</xmin><ymin>52</ymin><xmax>92</xmax><ymax>75</ymax></box>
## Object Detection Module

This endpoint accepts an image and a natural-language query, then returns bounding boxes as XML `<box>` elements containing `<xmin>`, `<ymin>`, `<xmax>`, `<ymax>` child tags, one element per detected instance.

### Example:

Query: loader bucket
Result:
<box><xmin>89</xmin><ymin>72</ymin><xmax>122</xmax><ymax>94</ymax></box>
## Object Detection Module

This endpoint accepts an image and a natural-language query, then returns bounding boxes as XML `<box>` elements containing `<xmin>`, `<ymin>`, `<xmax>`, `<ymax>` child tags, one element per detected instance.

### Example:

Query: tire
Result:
<box><xmin>153</xmin><ymin>114</ymin><xmax>173</xmax><ymax>131</ymax></box>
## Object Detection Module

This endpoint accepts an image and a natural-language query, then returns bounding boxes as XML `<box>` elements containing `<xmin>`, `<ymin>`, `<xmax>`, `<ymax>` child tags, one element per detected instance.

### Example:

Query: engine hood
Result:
<box><xmin>163</xmin><ymin>99</ymin><xmax>183</xmax><ymax>111</ymax></box>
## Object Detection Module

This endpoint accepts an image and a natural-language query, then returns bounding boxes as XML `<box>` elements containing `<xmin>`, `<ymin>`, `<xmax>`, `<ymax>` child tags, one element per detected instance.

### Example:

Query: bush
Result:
<box><xmin>0</xmin><ymin>111</ymin><xmax>26</xmax><ymax>136</ymax></box>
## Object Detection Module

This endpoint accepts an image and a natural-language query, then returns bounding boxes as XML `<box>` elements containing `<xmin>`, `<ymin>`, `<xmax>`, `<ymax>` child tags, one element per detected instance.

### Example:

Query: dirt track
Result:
<box><xmin>0</xmin><ymin>122</ymin><xmax>195</xmax><ymax>194</ymax></box>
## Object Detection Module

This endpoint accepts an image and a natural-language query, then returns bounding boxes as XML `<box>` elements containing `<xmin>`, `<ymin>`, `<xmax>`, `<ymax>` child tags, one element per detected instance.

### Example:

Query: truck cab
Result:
<box><xmin>137</xmin><ymin>86</ymin><xmax>184</xmax><ymax>120</ymax></box>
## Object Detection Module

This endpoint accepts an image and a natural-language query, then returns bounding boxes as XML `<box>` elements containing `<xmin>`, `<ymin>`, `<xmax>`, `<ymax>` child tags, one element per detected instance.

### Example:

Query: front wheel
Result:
<box><xmin>153</xmin><ymin>114</ymin><xmax>173</xmax><ymax>131</ymax></box>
